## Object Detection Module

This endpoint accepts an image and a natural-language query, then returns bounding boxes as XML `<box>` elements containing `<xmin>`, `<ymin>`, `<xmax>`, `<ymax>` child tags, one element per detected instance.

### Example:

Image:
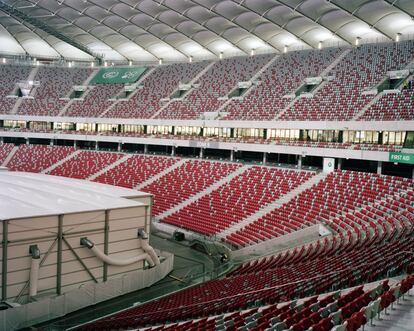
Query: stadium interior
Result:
<box><xmin>0</xmin><ymin>0</ymin><xmax>413</xmax><ymax>330</ymax></box>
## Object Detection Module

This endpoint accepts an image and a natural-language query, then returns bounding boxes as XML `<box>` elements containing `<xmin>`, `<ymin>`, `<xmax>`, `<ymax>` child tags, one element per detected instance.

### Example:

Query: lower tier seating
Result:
<box><xmin>162</xmin><ymin>167</ymin><xmax>314</xmax><ymax>235</ymax></box>
<box><xmin>225</xmin><ymin>170</ymin><xmax>413</xmax><ymax>248</ymax></box>
<box><xmin>93</xmin><ymin>154</ymin><xmax>179</xmax><ymax>188</ymax></box>
<box><xmin>141</xmin><ymin>160</ymin><xmax>241</xmax><ymax>216</ymax></box>
<box><xmin>75</xmin><ymin>230</ymin><xmax>414</xmax><ymax>330</ymax></box>
<box><xmin>0</xmin><ymin>142</ymin><xmax>13</xmax><ymax>164</ymax></box>
<box><xmin>7</xmin><ymin>144</ymin><xmax>75</xmax><ymax>173</ymax></box>
<box><xmin>48</xmin><ymin>150</ymin><xmax>123</xmax><ymax>179</ymax></box>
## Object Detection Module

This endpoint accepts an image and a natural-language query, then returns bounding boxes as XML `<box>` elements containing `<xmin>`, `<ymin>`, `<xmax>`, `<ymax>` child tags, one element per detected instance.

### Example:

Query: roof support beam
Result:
<box><xmin>0</xmin><ymin>0</ymin><xmax>100</xmax><ymax>60</ymax></box>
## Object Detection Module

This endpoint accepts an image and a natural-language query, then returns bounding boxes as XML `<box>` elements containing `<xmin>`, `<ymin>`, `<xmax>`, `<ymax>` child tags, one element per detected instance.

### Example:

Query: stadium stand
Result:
<box><xmin>141</xmin><ymin>160</ymin><xmax>242</xmax><ymax>216</ymax></box>
<box><xmin>92</xmin><ymin>154</ymin><xmax>179</xmax><ymax>188</ymax></box>
<box><xmin>162</xmin><ymin>167</ymin><xmax>314</xmax><ymax>235</ymax></box>
<box><xmin>48</xmin><ymin>150</ymin><xmax>123</xmax><ymax>179</ymax></box>
<box><xmin>281</xmin><ymin>41</ymin><xmax>414</xmax><ymax>120</ymax></box>
<box><xmin>222</xmin><ymin>48</ymin><xmax>343</xmax><ymax>120</ymax></box>
<box><xmin>103</xmin><ymin>62</ymin><xmax>208</xmax><ymax>119</ymax></box>
<box><xmin>0</xmin><ymin>142</ymin><xmax>14</xmax><ymax>164</ymax></box>
<box><xmin>6</xmin><ymin>144</ymin><xmax>75</xmax><ymax>173</ymax></box>
<box><xmin>0</xmin><ymin>64</ymin><xmax>32</xmax><ymax>114</ymax></box>
<box><xmin>17</xmin><ymin>66</ymin><xmax>92</xmax><ymax>116</ymax></box>
<box><xmin>225</xmin><ymin>170</ymin><xmax>413</xmax><ymax>248</ymax></box>
<box><xmin>75</xmin><ymin>230</ymin><xmax>414</xmax><ymax>330</ymax></box>
<box><xmin>359</xmin><ymin>89</ymin><xmax>414</xmax><ymax>121</ymax></box>
<box><xmin>156</xmin><ymin>54</ymin><xmax>273</xmax><ymax>120</ymax></box>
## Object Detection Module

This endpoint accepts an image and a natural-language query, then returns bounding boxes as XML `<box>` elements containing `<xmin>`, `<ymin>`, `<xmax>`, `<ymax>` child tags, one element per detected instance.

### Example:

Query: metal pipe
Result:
<box><xmin>29</xmin><ymin>245</ymin><xmax>40</xmax><ymax>297</ymax></box>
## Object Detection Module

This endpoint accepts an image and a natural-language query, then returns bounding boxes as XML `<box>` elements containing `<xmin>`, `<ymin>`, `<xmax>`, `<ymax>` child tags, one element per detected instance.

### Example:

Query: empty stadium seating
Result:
<box><xmin>223</xmin><ymin>48</ymin><xmax>342</xmax><ymax>120</ymax></box>
<box><xmin>281</xmin><ymin>41</ymin><xmax>414</xmax><ymax>120</ymax></box>
<box><xmin>0</xmin><ymin>142</ymin><xmax>13</xmax><ymax>164</ymax></box>
<box><xmin>162</xmin><ymin>167</ymin><xmax>314</xmax><ymax>235</ymax></box>
<box><xmin>156</xmin><ymin>54</ymin><xmax>273</xmax><ymax>119</ymax></box>
<box><xmin>17</xmin><ymin>66</ymin><xmax>92</xmax><ymax>116</ymax></box>
<box><xmin>6</xmin><ymin>144</ymin><xmax>75</xmax><ymax>173</ymax></box>
<box><xmin>225</xmin><ymin>170</ymin><xmax>413</xmax><ymax>248</ymax></box>
<box><xmin>0</xmin><ymin>64</ymin><xmax>32</xmax><ymax>114</ymax></box>
<box><xmin>103</xmin><ymin>62</ymin><xmax>207</xmax><ymax>119</ymax></box>
<box><xmin>93</xmin><ymin>154</ymin><xmax>179</xmax><ymax>188</ymax></box>
<box><xmin>359</xmin><ymin>89</ymin><xmax>414</xmax><ymax>121</ymax></box>
<box><xmin>48</xmin><ymin>150</ymin><xmax>123</xmax><ymax>179</ymax></box>
<box><xmin>75</xmin><ymin>230</ymin><xmax>414</xmax><ymax>330</ymax></box>
<box><xmin>141</xmin><ymin>160</ymin><xmax>241</xmax><ymax>215</ymax></box>
<box><xmin>65</xmin><ymin>83</ymin><xmax>123</xmax><ymax>117</ymax></box>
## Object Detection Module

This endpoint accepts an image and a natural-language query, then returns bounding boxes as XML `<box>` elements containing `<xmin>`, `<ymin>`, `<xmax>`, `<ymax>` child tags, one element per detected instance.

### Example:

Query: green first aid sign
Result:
<box><xmin>90</xmin><ymin>67</ymin><xmax>147</xmax><ymax>84</ymax></box>
<box><xmin>389</xmin><ymin>152</ymin><xmax>414</xmax><ymax>164</ymax></box>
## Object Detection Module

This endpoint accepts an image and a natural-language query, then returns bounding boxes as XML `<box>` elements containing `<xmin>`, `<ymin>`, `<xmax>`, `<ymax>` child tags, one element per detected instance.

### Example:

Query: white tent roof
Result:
<box><xmin>0</xmin><ymin>171</ymin><xmax>148</xmax><ymax>221</ymax></box>
<box><xmin>1</xmin><ymin>0</ymin><xmax>414</xmax><ymax>62</ymax></box>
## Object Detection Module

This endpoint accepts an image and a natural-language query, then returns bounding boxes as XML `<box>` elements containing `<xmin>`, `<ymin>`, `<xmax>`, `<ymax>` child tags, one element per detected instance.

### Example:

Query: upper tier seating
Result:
<box><xmin>7</xmin><ymin>144</ymin><xmax>75</xmax><ymax>173</ymax></box>
<box><xmin>141</xmin><ymin>160</ymin><xmax>241</xmax><ymax>216</ymax></box>
<box><xmin>93</xmin><ymin>154</ymin><xmax>179</xmax><ymax>188</ymax></box>
<box><xmin>17</xmin><ymin>67</ymin><xmax>92</xmax><ymax>116</ymax></box>
<box><xmin>103</xmin><ymin>62</ymin><xmax>207</xmax><ymax>118</ymax></box>
<box><xmin>0</xmin><ymin>64</ymin><xmax>32</xmax><ymax>114</ymax></box>
<box><xmin>281</xmin><ymin>41</ymin><xmax>414</xmax><ymax>120</ymax></box>
<box><xmin>359</xmin><ymin>89</ymin><xmax>414</xmax><ymax>121</ymax></box>
<box><xmin>162</xmin><ymin>167</ymin><xmax>314</xmax><ymax>235</ymax></box>
<box><xmin>156</xmin><ymin>54</ymin><xmax>273</xmax><ymax>120</ymax></box>
<box><xmin>48</xmin><ymin>150</ymin><xmax>123</xmax><ymax>179</ymax></box>
<box><xmin>225</xmin><ymin>170</ymin><xmax>413</xmax><ymax>248</ymax></box>
<box><xmin>0</xmin><ymin>142</ymin><xmax>14</xmax><ymax>164</ymax></box>
<box><xmin>223</xmin><ymin>48</ymin><xmax>342</xmax><ymax>120</ymax></box>
<box><xmin>75</xmin><ymin>230</ymin><xmax>414</xmax><ymax>330</ymax></box>
<box><xmin>65</xmin><ymin>84</ymin><xmax>124</xmax><ymax>117</ymax></box>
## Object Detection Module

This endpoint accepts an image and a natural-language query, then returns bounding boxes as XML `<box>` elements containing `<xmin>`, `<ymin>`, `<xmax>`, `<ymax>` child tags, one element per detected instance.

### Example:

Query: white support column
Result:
<box><xmin>298</xmin><ymin>155</ymin><xmax>302</xmax><ymax>169</ymax></box>
<box><xmin>144</xmin><ymin>144</ymin><xmax>148</xmax><ymax>154</ymax></box>
<box><xmin>26</xmin><ymin>138</ymin><xmax>29</xmax><ymax>145</ymax></box>
<box><xmin>230</xmin><ymin>149</ymin><xmax>234</xmax><ymax>162</ymax></box>
<box><xmin>377</xmin><ymin>161</ymin><xmax>382</xmax><ymax>175</ymax></box>
<box><xmin>337</xmin><ymin>158</ymin><xmax>342</xmax><ymax>170</ymax></box>
<box><xmin>95</xmin><ymin>141</ymin><xmax>98</xmax><ymax>151</ymax></box>
<box><xmin>171</xmin><ymin>146</ymin><xmax>176</xmax><ymax>156</ymax></box>
<box><xmin>199</xmin><ymin>148</ymin><xmax>204</xmax><ymax>159</ymax></box>
<box><xmin>117</xmin><ymin>143</ymin><xmax>122</xmax><ymax>152</ymax></box>
<box><xmin>73</xmin><ymin>140</ymin><xmax>77</xmax><ymax>148</ymax></box>
<box><xmin>263</xmin><ymin>152</ymin><xmax>267</xmax><ymax>165</ymax></box>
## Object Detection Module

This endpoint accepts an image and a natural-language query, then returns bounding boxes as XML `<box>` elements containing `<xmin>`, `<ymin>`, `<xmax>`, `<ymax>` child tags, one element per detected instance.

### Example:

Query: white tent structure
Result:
<box><xmin>0</xmin><ymin>0</ymin><xmax>414</xmax><ymax>63</ymax></box>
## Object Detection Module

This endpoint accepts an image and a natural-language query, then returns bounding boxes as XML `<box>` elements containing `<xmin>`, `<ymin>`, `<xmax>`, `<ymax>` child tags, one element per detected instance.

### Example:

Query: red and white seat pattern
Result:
<box><xmin>282</xmin><ymin>41</ymin><xmax>414</xmax><ymax>120</ymax></box>
<box><xmin>225</xmin><ymin>170</ymin><xmax>413</xmax><ymax>248</ymax></box>
<box><xmin>6</xmin><ymin>144</ymin><xmax>75</xmax><ymax>173</ymax></box>
<box><xmin>0</xmin><ymin>142</ymin><xmax>13</xmax><ymax>164</ymax></box>
<box><xmin>17</xmin><ymin>67</ymin><xmax>92</xmax><ymax>116</ymax></box>
<box><xmin>162</xmin><ymin>167</ymin><xmax>313</xmax><ymax>235</ymax></box>
<box><xmin>156</xmin><ymin>54</ymin><xmax>273</xmax><ymax>120</ymax></box>
<box><xmin>0</xmin><ymin>64</ymin><xmax>32</xmax><ymax>114</ymax></box>
<box><xmin>359</xmin><ymin>89</ymin><xmax>414</xmax><ymax>121</ymax></box>
<box><xmin>223</xmin><ymin>48</ymin><xmax>343</xmax><ymax>120</ymax></box>
<box><xmin>48</xmin><ymin>150</ymin><xmax>123</xmax><ymax>179</ymax></box>
<box><xmin>141</xmin><ymin>160</ymin><xmax>241</xmax><ymax>215</ymax></box>
<box><xmin>104</xmin><ymin>62</ymin><xmax>207</xmax><ymax>119</ymax></box>
<box><xmin>76</xmin><ymin>229</ymin><xmax>414</xmax><ymax>330</ymax></box>
<box><xmin>65</xmin><ymin>83</ymin><xmax>123</xmax><ymax>117</ymax></box>
<box><xmin>93</xmin><ymin>154</ymin><xmax>179</xmax><ymax>188</ymax></box>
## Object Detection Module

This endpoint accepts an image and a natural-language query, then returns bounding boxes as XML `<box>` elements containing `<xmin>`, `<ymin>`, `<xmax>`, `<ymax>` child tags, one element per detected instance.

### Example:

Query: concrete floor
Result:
<box><xmin>32</xmin><ymin>234</ymin><xmax>219</xmax><ymax>331</ymax></box>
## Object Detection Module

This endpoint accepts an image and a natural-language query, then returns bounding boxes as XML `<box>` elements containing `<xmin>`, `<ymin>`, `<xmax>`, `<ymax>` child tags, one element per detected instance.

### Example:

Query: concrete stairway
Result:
<box><xmin>87</xmin><ymin>154</ymin><xmax>132</xmax><ymax>181</ymax></box>
<box><xmin>156</xmin><ymin>165</ymin><xmax>253</xmax><ymax>220</ymax></box>
<box><xmin>217</xmin><ymin>171</ymin><xmax>328</xmax><ymax>239</ymax></box>
<box><xmin>149</xmin><ymin>61</ymin><xmax>216</xmax><ymax>119</ymax></box>
<box><xmin>41</xmin><ymin>149</ymin><xmax>82</xmax><ymax>174</ymax></box>
<box><xmin>135</xmin><ymin>158</ymin><xmax>186</xmax><ymax>190</ymax></box>
<box><xmin>274</xmin><ymin>96</ymin><xmax>299</xmax><ymax>120</ymax></box>
<box><xmin>1</xmin><ymin>145</ymin><xmax>19</xmax><ymax>167</ymax></box>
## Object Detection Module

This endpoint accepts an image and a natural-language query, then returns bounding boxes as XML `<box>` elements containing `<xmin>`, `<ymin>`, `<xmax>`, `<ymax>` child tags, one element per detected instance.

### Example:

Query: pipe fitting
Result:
<box><xmin>80</xmin><ymin>237</ymin><xmax>94</xmax><ymax>249</ymax></box>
